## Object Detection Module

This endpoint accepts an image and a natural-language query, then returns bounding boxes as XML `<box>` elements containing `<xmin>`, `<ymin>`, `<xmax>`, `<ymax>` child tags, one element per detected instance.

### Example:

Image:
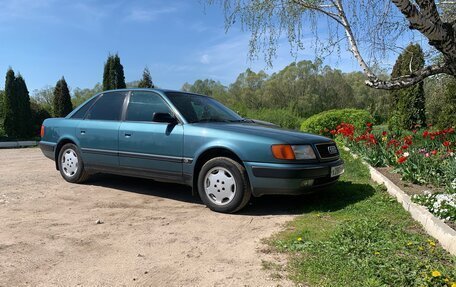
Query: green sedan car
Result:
<box><xmin>39</xmin><ymin>89</ymin><xmax>344</xmax><ymax>213</ymax></box>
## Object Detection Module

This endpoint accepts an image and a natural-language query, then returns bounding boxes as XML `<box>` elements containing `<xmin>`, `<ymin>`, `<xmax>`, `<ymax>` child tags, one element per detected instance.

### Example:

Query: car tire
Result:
<box><xmin>198</xmin><ymin>157</ymin><xmax>251</xmax><ymax>213</ymax></box>
<box><xmin>58</xmin><ymin>143</ymin><xmax>90</xmax><ymax>183</ymax></box>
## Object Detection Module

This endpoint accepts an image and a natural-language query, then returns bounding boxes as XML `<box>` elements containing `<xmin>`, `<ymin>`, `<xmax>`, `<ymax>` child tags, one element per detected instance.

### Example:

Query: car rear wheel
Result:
<box><xmin>198</xmin><ymin>157</ymin><xmax>251</xmax><ymax>213</ymax></box>
<box><xmin>58</xmin><ymin>143</ymin><xmax>90</xmax><ymax>183</ymax></box>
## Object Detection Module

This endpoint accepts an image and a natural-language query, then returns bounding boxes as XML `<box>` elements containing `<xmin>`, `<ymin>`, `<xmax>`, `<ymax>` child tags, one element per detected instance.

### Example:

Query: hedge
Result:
<box><xmin>301</xmin><ymin>109</ymin><xmax>374</xmax><ymax>136</ymax></box>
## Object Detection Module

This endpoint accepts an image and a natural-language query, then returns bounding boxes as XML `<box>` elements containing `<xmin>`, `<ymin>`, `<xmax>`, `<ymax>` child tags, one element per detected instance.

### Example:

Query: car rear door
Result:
<box><xmin>118</xmin><ymin>91</ymin><xmax>184</xmax><ymax>181</ymax></box>
<box><xmin>77</xmin><ymin>91</ymin><xmax>128</xmax><ymax>168</ymax></box>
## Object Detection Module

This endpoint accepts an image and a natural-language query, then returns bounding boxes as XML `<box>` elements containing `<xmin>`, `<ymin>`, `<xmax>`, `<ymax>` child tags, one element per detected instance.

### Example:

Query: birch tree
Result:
<box><xmin>208</xmin><ymin>0</ymin><xmax>456</xmax><ymax>90</ymax></box>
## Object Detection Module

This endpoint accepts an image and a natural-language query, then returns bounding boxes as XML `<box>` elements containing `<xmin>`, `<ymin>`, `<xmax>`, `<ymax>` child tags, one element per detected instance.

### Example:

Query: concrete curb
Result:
<box><xmin>0</xmin><ymin>141</ymin><xmax>37</xmax><ymax>148</ymax></box>
<box><xmin>343</xmin><ymin>147</ymin><xmax>456</xmax><ymax>256</ymax></box>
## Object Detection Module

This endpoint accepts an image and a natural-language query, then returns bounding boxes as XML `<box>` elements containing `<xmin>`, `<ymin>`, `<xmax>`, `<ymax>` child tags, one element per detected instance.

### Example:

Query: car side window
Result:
<box><xmin>71</xmin><ymin>95</ymin><xmax>99</xmax><ymax>119</ymax></box>
<box><xmin>85</xmin><ymin>92</ymin><xmax>127</xmax><ymax>121</ymax></box>
<box><xmin>126</xmin><ymin>92</ymin><xmax>171</xmax><ymax>122</ymax></box>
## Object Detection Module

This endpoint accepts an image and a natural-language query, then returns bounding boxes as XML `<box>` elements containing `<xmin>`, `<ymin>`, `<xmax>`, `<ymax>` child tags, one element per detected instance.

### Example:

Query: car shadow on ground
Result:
<box><xmin>86</xmin><ymin>174</ymin><xmax>376</xmax><ymax>216</ymax></box>
<box><xmin>86</xmin><ymin>174</ymin><xmax>200</xmax><ymax>205</ymax></box>
<box><xmin>241</xmin><ymin>181</ymin><xmax>376</xmax><ymax>216</ymax></box>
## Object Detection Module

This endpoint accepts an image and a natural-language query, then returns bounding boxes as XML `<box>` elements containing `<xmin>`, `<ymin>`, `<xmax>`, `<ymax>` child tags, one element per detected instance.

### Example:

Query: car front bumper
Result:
<box><xmin>244</xmin><ymin>159</ymin><xmax>344</xmax><ymax>197</ymax></box>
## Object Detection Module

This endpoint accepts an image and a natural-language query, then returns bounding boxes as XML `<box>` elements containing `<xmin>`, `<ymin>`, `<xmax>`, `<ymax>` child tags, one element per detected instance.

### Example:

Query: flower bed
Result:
<box><xmin>330</xmin><ymin>123</ymin><xmax>456</xmax><ymax>223</ymax></box>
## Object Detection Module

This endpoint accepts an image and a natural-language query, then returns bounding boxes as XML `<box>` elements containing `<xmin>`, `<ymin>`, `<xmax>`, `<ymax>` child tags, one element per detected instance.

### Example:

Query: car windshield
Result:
<box><xmin>165</xmin><ymin>92</ymin><xmax>244</xmax><ymax>123</ymax></box>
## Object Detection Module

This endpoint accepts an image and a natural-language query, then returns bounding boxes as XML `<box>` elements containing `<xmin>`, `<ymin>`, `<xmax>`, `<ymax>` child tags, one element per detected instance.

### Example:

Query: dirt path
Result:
<box><xmin>0</xmin><ymin>148</ymin><xmax>299</xmax><ymax>287</ymax></box>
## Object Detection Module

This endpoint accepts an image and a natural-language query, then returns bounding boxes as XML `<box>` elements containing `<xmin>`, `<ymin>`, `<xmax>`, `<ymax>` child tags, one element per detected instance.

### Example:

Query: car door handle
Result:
<box><xmin>80</xmin><ymin>130</ymin><xmax>86</xmax><ymax>135</ymax></box>
<box><xmin>124</xmin><ymin>133</ymin><xmax>132</xmax><ymax>138</ymax></box>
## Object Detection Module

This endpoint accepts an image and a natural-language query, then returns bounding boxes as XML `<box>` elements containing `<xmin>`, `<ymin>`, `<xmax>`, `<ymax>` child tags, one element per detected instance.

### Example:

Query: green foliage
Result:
<box><xmin>53</xmin><ymin>77</ymin><xmax>73</xmax><ymax>117</ymax></box>
<box><xmin>229</xmin><ymin>68</ymin><xmax>268</xmax><ymax>110</ymax></box>
<box><xmin>32</xmin><ymin>86</ymin><xmax>54</xmax><ymax>116</ymax></box>
<box><xmin>338</xmin><ymin>124</ymin><xmax>455</xmax><ymax>190</ymax></box>
<box><xmin>260</xmin><ymin>61</ymin><xmax>357</xmax><ymax>117</ymax></box>
<box><xmin>0</xmin><ymin>90</ymin><xmax>4</xmax><ymax>120</ymax></box>
<box><xmin>245</xmin><ymin>108</ymin><xmax>302</xmax><ymax>129</ymax></box>
<box><xmin>300</xmin><ymin>109</ymin><xmax>373</xmax><ymax>136</ymax></box>
<box><xmin>389</xmin><ymin>44</ymin><xmax>426</xmax><ymax>130</ymax></box>
<box><xmin>334</xmin><ymin>121</ymin><xmax>455</xmax><ymax>221</ymax></box>
<box><xmin>72</xmin><ymin>83</ymin><xmax>103</xmax><ymax>108</ymax></box>
<box><xmin>138</xmin><ymin>67</ymin><xmax>154</xmax><ymax>88</ymax></box>
<box><xmin>181</xmin><ymin>79</ymin><xmax>229</xmax><ymax>104</ymax></box>
<box><xmin>30</xmin><ymin>101</ymin><xmax>51</xmax><ymax>137</ymax></box>
<box><xmin>426</xmin><ymin>75</ymin><xmax>456</xmax><ymax>129</ymax></box>
<box><xmin>182</xmin><ymin>61</ymin><xmax>389</xmax><ymax>131</ymax></box>
<box><xmin>102</xmin><ymin>54</ymin><xmax>126</xmax><ymax>90</ymax></box>
<box><xmin>272</xmin><ymin>150</ymin><xmax>456</xmax><ymax>287</ymax></box>
<box><xmin>344</xmin><ymin>72</ymin><xmax>390</xmax><ymax>123</ymax></box>
<box><xmin>0</xmin><ymin>89</ymin><xmax>4</xmax><ymax>137</ymax></box>
<box><xmin>15</xmin><ymin>75</ymin><xmax>33</xmax><ymax>138</ymax></box>
<box><xmin>3</xmin><ymin>68</ymin><xmax>18</xmax><ymax>137</ymax></box>
<box><xmin>3</xmin><ymin>69</ymin><xmax>33</xmax><ymax>138</ymax></box>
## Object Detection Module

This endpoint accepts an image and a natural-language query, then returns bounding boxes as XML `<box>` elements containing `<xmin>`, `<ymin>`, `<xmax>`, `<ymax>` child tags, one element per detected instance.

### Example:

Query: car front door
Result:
<box><xmin>118</xmin><ymin>91</ymin><xmax>184</xmax><ymax>181</ymax></box>
<box><xmin>77</xmin><ymin>91</ymin><xmax>127</xmax><ymax>168</ymax></box>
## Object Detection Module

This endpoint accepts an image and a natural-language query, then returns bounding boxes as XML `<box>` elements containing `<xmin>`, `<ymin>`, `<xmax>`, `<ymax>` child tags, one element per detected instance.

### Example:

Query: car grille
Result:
<box><xmin>315</xmin><ymin>142</ymin><xmax>339</xmax><ymax>159</ymax></box>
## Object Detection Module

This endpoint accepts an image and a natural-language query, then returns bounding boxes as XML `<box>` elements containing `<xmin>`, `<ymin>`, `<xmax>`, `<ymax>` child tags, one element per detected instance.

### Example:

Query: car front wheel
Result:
<box><xmin>58</xmin><ymin>143</ymin><xmax>90</xmax><ymax>183</ymax></box>
<box><xmin>198</xmin><ymin>157</ymin><xmax>251</xmax><ymax>213</ymax></box>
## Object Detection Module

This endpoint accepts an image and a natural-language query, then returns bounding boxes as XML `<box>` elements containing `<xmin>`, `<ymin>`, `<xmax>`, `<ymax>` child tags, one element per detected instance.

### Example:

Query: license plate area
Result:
<box><xmin>331</xmin><ymin>164</ymin><xmax>344</xmax><ymax>177</ymax></box>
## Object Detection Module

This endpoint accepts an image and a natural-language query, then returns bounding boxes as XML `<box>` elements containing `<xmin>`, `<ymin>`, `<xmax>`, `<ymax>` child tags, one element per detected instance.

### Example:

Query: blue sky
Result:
<box><xmin>0</xmin><ymin>0</ymin><xmax>382</xmax><ymax>94</ymax></box>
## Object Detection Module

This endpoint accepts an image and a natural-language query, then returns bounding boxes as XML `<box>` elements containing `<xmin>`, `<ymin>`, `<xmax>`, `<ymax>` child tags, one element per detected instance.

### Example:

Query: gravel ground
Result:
<box><xmin>0</xmin><ymin>148</ymin><xmax>302</xmax><ymax>287</ymax></box>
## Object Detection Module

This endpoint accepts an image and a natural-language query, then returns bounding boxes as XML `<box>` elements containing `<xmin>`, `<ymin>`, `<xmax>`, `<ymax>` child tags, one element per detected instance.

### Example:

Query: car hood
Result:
<box><xmin>191</xmin><ymin>122</ymin><xmax>332</xmax><ymax>144</ymax></box>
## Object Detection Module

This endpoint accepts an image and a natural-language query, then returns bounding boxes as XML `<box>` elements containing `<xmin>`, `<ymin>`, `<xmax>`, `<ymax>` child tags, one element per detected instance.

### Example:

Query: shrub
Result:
<box><xmin>30</xmin><ymin>102</ymin><xmax>51</xmax><ymax>137</ymax></box>
<box><xmin>389</xmin><ymin>44</ymin><xmax>426</xmax><ymax>130</ymax></box>
<box><xmin>246</xmin><ymin>108</ymin><xmax>303</xmax><ymax>130</ymax></box>
<box><xmin>0</xmin><ymin>122</ymin><xmax>5</xmax><ymax>138</ymax></box>
<box><xmin>300</xmin><ymin>109</ymin><xmax>373</xmax><ymax>136</ymax></box>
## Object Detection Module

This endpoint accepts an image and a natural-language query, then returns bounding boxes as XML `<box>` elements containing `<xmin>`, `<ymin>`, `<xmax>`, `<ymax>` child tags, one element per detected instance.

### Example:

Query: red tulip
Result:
<box><xmin>397</xmin><ymin>156</ymin><xmax>408</xmax><ymax>163</ymax></box>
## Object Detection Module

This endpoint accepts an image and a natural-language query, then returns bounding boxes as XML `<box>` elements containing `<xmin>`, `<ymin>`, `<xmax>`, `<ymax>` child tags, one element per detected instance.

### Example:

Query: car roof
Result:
<box><xmin>102</xmin><ymin>88</ymin><xmax>208</xmax><ymax>97</ymax></box>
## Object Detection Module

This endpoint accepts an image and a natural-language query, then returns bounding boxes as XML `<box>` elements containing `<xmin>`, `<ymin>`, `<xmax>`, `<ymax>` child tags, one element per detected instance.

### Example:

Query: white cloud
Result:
<box><xmin>200</xmin><ymin>54</ymin><xmax>210</xmax><ymax>64</ymax></box>
<box><xmin>0</xmin><ymin>0</ymin><xmax>59</xmax><ymax>23</ymax></box>
<box><xmin>124</xmin><ymin>6</ymin><xmax>178</xmax><ymax>22</ymax></box>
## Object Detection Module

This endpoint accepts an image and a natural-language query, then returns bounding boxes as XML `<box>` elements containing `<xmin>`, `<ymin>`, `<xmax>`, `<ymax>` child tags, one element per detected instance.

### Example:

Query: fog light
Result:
<box><xmin>300</xmin><ymin>179</ymin><xmax>314</xmax><ymax>187</ymax></box>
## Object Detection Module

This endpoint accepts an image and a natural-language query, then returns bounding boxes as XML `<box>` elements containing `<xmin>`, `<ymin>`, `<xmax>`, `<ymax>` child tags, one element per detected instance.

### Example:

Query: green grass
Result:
<box><xmin>269</xmin><ymin>149</ymin><xmax>456</xmax><ymax>287</ymax></box>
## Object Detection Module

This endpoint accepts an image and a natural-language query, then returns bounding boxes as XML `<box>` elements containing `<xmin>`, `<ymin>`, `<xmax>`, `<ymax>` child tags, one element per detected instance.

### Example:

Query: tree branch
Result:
<box><xmin>365</xmin><ymin>63</ymin><xmax>448</xmax><ymax>90</ymax></box>
<box><xmin>290</xmin><ymin>0</ymin><xmax>345</xmax><ymax>26</ymax></box>
<box><xmin>392</xmin><ymin>0</ymin><xmax>456</xmax><ymax>75</ymax></box>
<box><xmin>392</xmin><ymin>0</ymin><xmax>449</xmax><ymax>43</ymax></box>
<box><xmin>416</xmin><ymin>0</ymin><xmax>442</xmax><ymax>25</ymax></box>
<box><xmin>332</xmin><ymin>0</ymin><xmax>377</xmax><ymax>80</ymax></box>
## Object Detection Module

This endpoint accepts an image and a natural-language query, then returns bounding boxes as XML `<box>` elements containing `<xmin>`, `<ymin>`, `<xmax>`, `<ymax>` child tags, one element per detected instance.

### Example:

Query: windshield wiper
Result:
<box><xmin>228</xmin><ymin>118</ymin><xmax>254</xmax><ymax>123</ymax></box>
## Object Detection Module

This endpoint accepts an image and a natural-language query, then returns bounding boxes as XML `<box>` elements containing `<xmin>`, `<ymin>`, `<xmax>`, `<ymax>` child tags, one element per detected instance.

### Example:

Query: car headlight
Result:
<box><xmin>291</xmin><ymin>145</ymin><xmax>317</xmax><ymax>160</ymax></box>
<box><xmin>271</xmin><ymin>144</ymin><xmax>316</xmax><ymax>160</ymax></box>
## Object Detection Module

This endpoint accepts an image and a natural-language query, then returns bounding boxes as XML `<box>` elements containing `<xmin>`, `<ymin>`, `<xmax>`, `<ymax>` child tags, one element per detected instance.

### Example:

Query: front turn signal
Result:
<box><xmin>271</xmin><ymin>144</ymin><xmax>295</xmax><ymax>160</ymax></box>
<box><xmin>40</xmin><ymin>125</ymin><xmax>45</xmax><ymax>138</ymax></box>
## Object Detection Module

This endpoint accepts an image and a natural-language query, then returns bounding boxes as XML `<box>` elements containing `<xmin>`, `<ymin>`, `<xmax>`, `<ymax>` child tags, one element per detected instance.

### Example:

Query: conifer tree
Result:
<box><xmin>103</xmin><ymin>54</ymin><xmax>126</xmax><ymax>90</ymax></box>
<box><xmin>3</xmin><ymin>69</ymin><xmax>34</xmax><ymax>138</ymax></box>
<box><xmin>389</xmin><ymin>44</ymin><xmax>426</xmax><ymax>130</ymax></box>
<box><xmin>113</xmin><ymin>54</ymin><xmax>126</xmax><ymax>89</ymax></box>
<box><xmin>102</xmin><ymin>57</ymin><xmax>111</xmax><ymax>91</ymax></box>
<box><xmin>3</xmin><ymin>69</ymin><xmax>19</xmax><ymax>137</ymax></box>
<box><xmin>15</xmin><ymin>75</ymin><xmax>32</xmax><ymax>138</ymax></box>
<box><xmin>439</xmin><ymin>78</ymin><xmax>456</xmax><ymax>127</ymax></box>
<box><xmin>0</xmin><ymin>90</ymin><xmax>4</xmax><ymax>121</ymax></box>
<box><xmin>53</xmin><ymin>77</ymin><xmax>73</xmax><ymax>117</ymax></box>
<box><xmin>138</xmin><ymin>67</ymin><xmax>154</xmax><ymax>88</ymax></box>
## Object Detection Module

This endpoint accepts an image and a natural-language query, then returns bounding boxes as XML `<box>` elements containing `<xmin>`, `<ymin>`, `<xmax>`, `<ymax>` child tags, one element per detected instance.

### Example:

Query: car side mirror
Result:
<box><xmin>152</xmin><ymin>112</ymin><xmax>177</xmax><ymax>124</ymax></box>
